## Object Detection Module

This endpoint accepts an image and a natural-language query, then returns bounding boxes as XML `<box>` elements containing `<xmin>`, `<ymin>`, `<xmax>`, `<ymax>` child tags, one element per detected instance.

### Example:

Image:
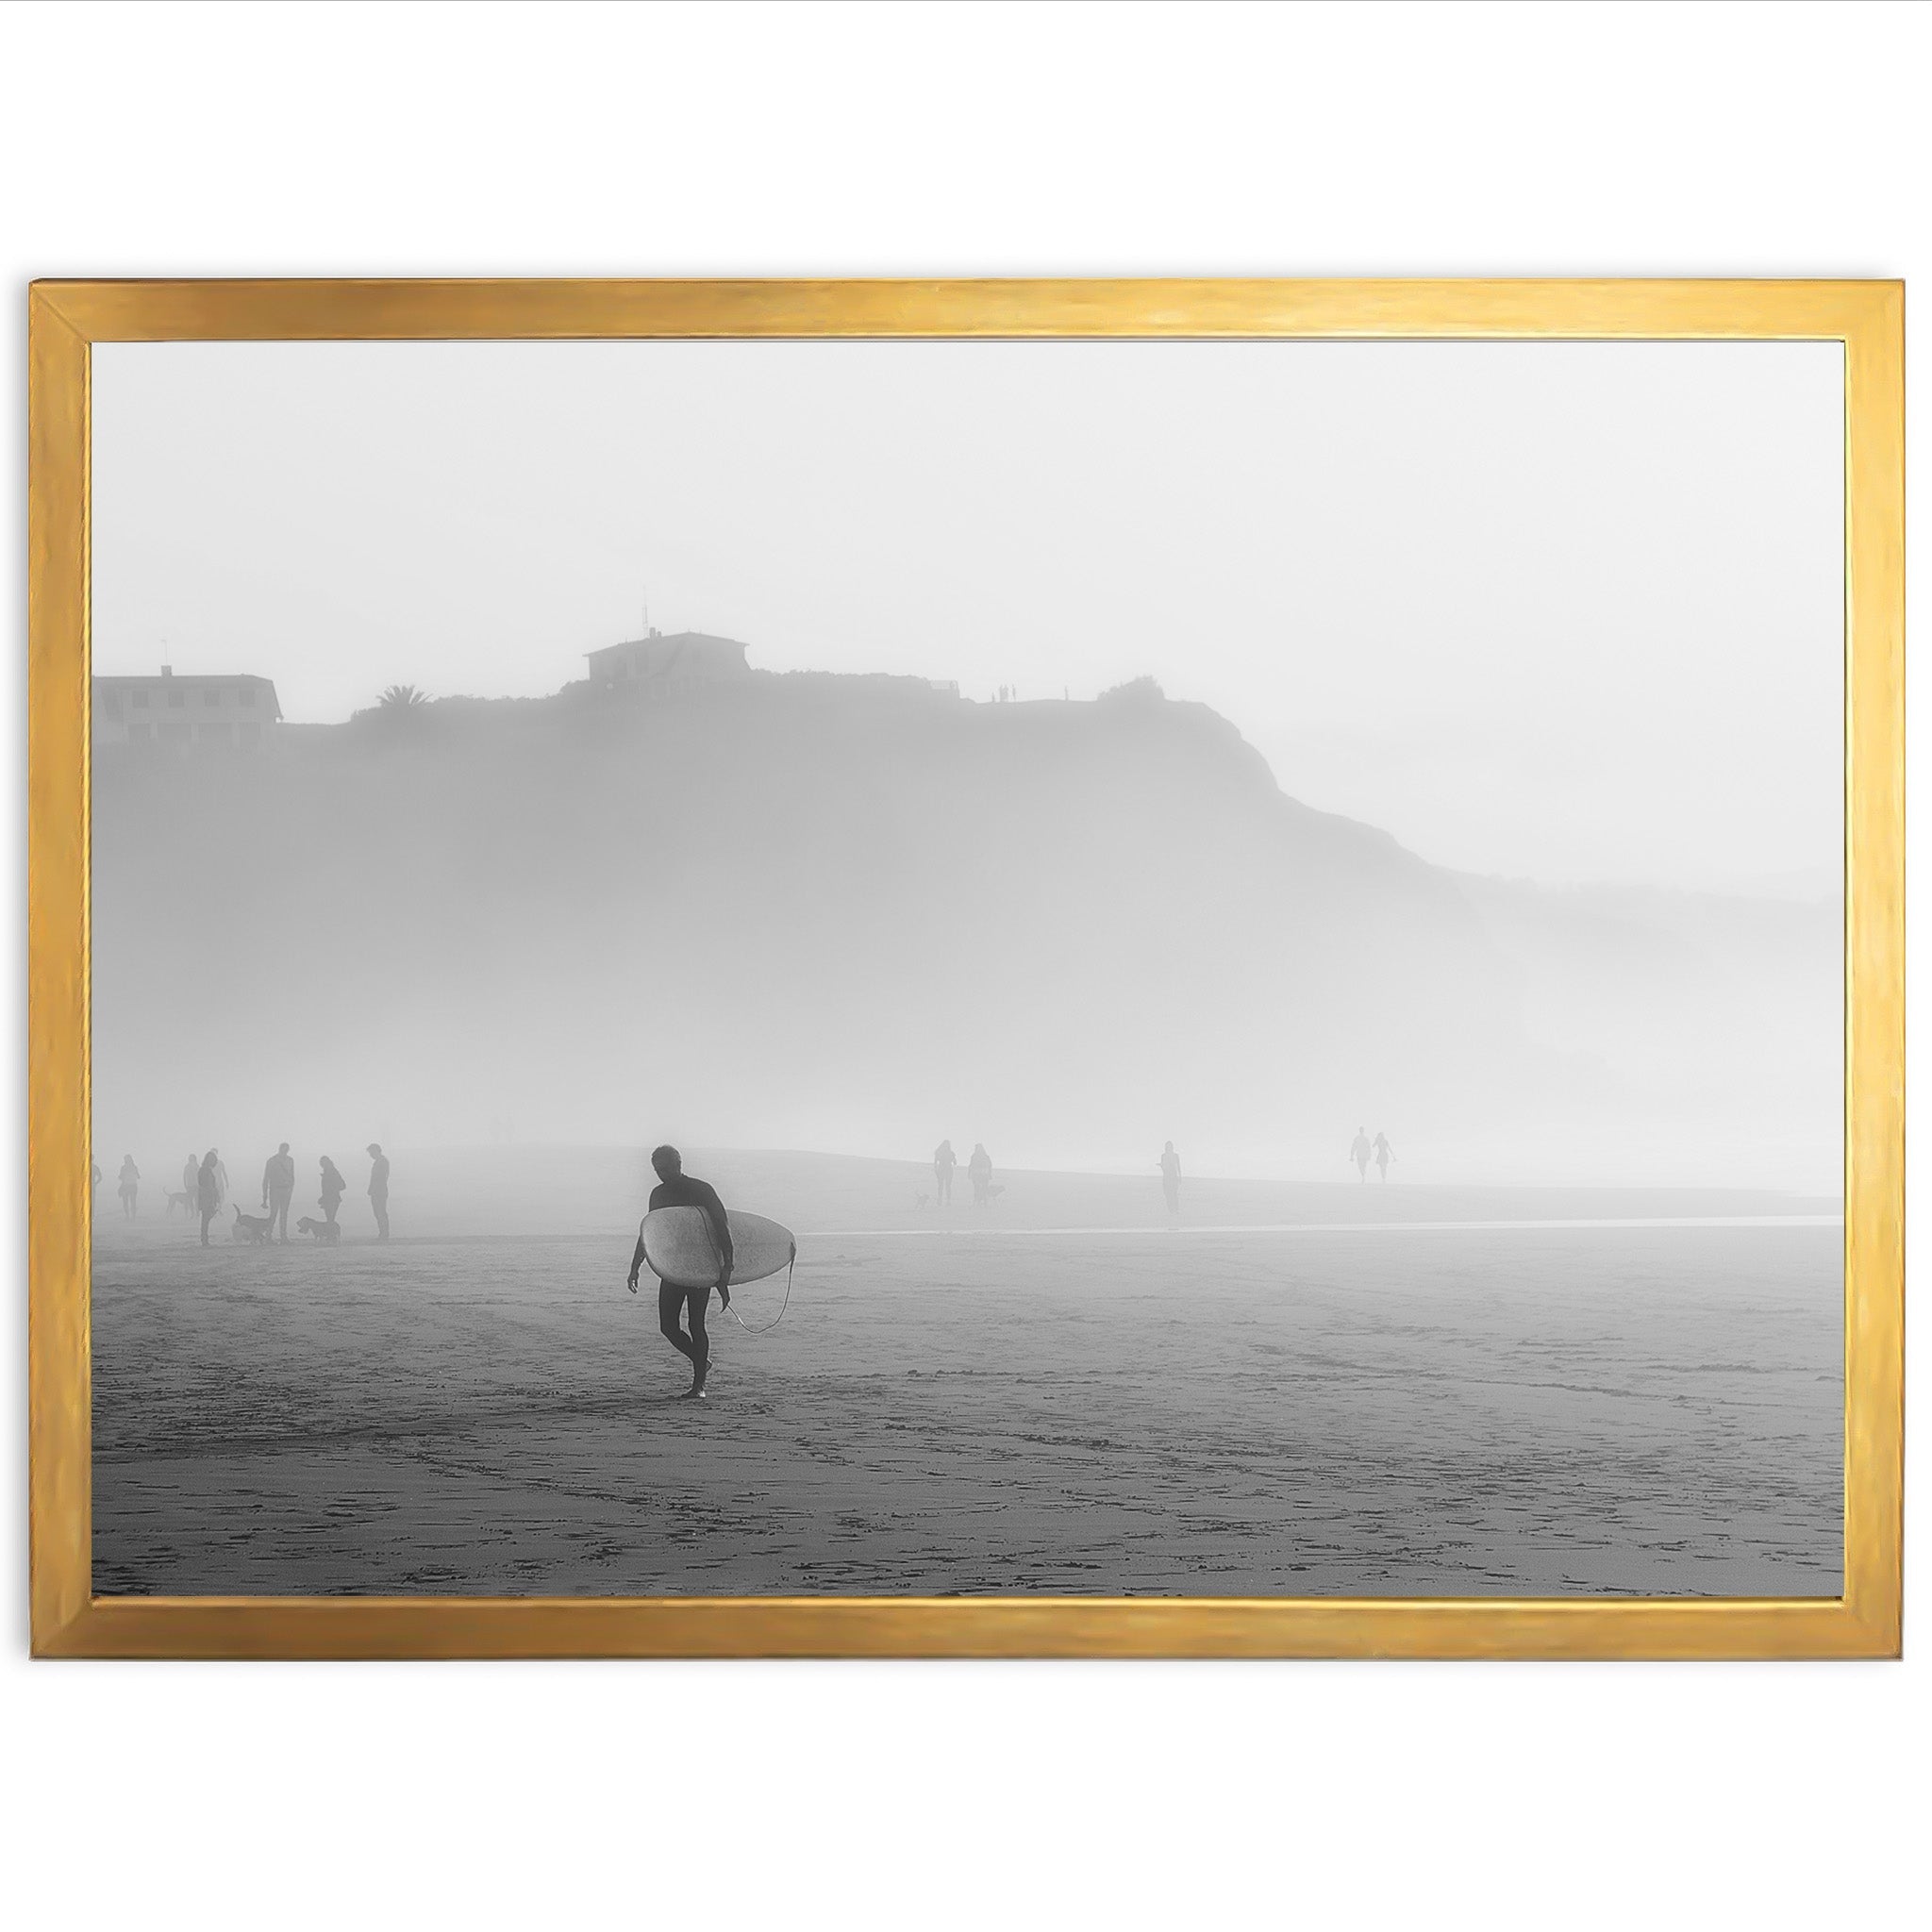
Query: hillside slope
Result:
<box><xmin>91</xmin><ymin>676</ymin><xmax>1836</xmax><ymax>1185</ymax></box>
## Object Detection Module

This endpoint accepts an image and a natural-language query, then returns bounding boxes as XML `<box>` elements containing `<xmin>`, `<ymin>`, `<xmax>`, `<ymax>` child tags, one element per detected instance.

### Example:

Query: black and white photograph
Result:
<box><xmin>86</xmin><ymin>336</ymin><xmax>1845</xmax><ymax>1600</ymax></box>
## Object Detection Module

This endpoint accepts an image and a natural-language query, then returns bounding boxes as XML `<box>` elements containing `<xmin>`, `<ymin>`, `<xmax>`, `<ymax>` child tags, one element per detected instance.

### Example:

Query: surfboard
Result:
<box><xmin>640</xmin><ymin>1206</ymin><xmax>796</xmax><ymax>1291</ymax></box>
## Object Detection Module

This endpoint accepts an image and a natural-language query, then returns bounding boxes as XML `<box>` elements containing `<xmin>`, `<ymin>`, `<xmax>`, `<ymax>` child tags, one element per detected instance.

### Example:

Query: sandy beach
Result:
<box><xmin>92</xmin><ymin>1172</ymin><xmax>1842</xmax><ymax>1598</ymax></box>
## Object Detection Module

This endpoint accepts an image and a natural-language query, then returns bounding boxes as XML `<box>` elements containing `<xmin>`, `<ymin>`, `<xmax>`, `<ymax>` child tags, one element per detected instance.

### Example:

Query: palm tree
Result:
<box><xmin>377</xmin><ymin>683</ymin><xmax>431</xmax><ymax>710</ymax></box>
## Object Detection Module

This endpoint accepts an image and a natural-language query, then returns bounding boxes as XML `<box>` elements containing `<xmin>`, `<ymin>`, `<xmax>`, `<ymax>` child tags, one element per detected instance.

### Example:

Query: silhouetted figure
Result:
<box><xmin>196</xmin><ymin>1150</ymin><xmax>221</xmax><ymax>1245</ymax></box>
<box><xmin>933</xmin><ymin>1139</ymin><xmax>958</xmax><ymax>1207</ymax></box>
<box><xmin>182</xmin><ymin>1155</ymin><xmax>198</xmax><ymax>1202</ymax></box>
<box><xmin>1159</xmin><ymin>1141</ymin><xmax>1181</xmax><ymax>1218</ymax></box>
<box><xmin>1351</xmin><ymin>1127</ymin><xmax>1372</xmax><ymax>1181</ymax></box>
<box><xmin>627</xmin><ymin>1144</ymin><xmax>733</xmax><ymax>1400</ymax></box>
<box><xmin>366</xmin><ymin>1143</ymin><xmax>391</xmax><ymax>1240</ymax></box>
<box><xmin>213</xmin><ymin>1156</ymin><xmax>230</xmax><ymax>1209</ymax></box>
<box><xmin>262</xmin><ymin>1141</ymin><xmax>295</xmax><ymax>1242</ymax></box>
<box><xmin>318</xmin><ymin>1156</ymin><xmax>346</xmax><ymax>1225</ymax></box>
<box><xmin>117</xmin><ymin>1156</ymin><xmax>140</xmax><ymax>1219</ymax></box>
<box><xmin>92</xmin><ymin>1161</ymin><xmax>102</xmax><ymax>1214</ymax></box>
<box><xmin>968</xmin><ymin>1141</ymin><xmax>993</xmax><ymax>1208</ymax></box>
<box><xmin>1373</xmin><ymin>1132</ymin><xmax>1394</xmax><ymax>1182</ymax></box>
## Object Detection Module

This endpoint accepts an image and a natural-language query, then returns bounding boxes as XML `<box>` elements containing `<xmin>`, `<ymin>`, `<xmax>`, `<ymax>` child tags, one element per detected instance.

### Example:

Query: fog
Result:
<box><xmin>87</xmin><ymin>341</ymin><xmax>1841</xmax><ymax>1193</ymax></box>
<box><xmin>92</xmin><ymin>338</ymin><xmax>1844</xmax><ymax>893</ymax></box>
<box><xmin>90</xmin><ymin>671</ymin><xmax>1838</xmax><ymax>1192</ymax></box>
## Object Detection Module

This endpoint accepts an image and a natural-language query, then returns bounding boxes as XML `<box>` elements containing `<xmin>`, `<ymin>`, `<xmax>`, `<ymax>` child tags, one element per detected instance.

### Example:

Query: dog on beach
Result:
<box><xmin>231</xmin><ymin>1207</ymin><xmax>274</xmax><ymax>1244</ymax></box>
<box><xmin>914</xmin><ymin>1191</ymin><xmax>931</xmax><ymax>1209</ymax></box>
<box><xmin>164</xmin><ymin>1190</ymin><xmax>193</xmax><ymax>1217</ymax></box>
<box><xmin>295</xmin><ymin>1216</ymin><xmax>341</xmax><ymax>1244</ymax></box>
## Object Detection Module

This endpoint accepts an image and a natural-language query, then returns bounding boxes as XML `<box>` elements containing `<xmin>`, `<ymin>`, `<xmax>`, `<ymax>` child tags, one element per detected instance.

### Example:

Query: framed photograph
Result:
<box><xmin>27</xmin><ymin>279</ymin><xmax>1901</xmax><ymax>1658</ymax></box>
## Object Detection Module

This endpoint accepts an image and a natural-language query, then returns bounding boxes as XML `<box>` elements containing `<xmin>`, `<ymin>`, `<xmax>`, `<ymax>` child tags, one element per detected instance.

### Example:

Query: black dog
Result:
<box><xmin>232</xmin><ymin>1207</ymin><xmax>274</xmax><ymax>1244</ymax></box>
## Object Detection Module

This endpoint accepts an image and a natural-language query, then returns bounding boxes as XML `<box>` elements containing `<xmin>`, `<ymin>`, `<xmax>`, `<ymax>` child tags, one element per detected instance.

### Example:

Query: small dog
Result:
<box><xmin>231</xmin><ymin>1207</ymin><xmax>274</xmax><ymax>1244</ymax></box>
<box><xmin>165</xmin><ymin>1190</ymin><xmax>193</xmax><ymax>1217</ymax></box>
<box><xmin>295</xmin><ymin>1216</ymin><xmax>341</xmax><ymax>1245</ymax></box>
<box><xmin>914</xmin><ymin>1191</ymin><xmax>931</xmax><ymax>1209</ymax></box>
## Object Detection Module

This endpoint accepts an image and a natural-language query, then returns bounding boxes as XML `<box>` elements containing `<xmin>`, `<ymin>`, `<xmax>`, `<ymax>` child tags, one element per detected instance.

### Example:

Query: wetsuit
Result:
<box><xmin>634</xmin><ymin>1173</ymin><xmax>734</xmax><ymax>1391</ymax></box>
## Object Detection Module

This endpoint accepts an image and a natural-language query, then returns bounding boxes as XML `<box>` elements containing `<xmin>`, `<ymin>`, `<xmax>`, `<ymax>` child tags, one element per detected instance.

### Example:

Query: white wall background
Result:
<box><xmin>3</xmin><ymin>4</ymin><xmax>1922</xmax><ymax>1926</ymax></box>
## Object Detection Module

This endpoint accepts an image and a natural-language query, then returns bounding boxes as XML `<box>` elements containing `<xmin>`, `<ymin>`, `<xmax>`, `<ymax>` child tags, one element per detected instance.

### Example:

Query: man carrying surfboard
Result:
<box><xmin>627</xmin><ymin>1144</ymin><xmax>732</xmax><ymax>1400</ymax></box>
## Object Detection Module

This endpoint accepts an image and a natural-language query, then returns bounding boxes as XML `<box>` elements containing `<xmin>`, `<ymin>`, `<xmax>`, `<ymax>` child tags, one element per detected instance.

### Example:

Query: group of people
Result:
<box><xmin>96</xmin><ymin>1142</ymin><xmax>392</xmax><ymax>1243</ymax></box>
<box><xmin>931</xmin><ymin>1139</ymin><xmax>1188</xmax><ymax>1218</ymax></box>
<box><xmin>931</xmin><ymin>1139</ymin><xmax>1000</xmax><ymax>1208</ymax></box>
<box><xmin>928</xmin><ymin>1132</ymin><xmax>1391</xmax><ymax>1221</ymax></box>
<box><xmin>1350</xmin><ymin>1128</ymin><xmax>1396</xmax><ymax>1181</ymax></box>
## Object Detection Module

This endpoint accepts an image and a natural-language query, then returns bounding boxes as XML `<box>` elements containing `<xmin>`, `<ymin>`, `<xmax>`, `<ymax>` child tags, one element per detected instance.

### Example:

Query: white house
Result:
<box><xmin>92</xmin><ymin>665</ymin><xmax>284</xmax><ymax>749</ymax></box>
<box><xmin>583</xmin><ymin>629</ymin><xmax>752</xmax><ymax>691</ymax></box>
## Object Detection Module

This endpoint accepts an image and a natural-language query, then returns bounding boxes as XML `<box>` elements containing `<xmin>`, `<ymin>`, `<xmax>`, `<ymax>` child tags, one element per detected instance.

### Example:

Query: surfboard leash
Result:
<box><xmin>725</xmin><ymin>1244</ymin><xmax>795</xmax><ymax>1336</ymax></box>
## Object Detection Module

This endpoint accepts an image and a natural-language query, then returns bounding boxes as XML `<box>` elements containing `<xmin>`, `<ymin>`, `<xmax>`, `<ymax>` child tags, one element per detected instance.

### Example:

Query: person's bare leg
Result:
<box><xmin>680</xmin><ymin>1288</ymin><xmax>711</xmax><ymax>1397</ymax></box>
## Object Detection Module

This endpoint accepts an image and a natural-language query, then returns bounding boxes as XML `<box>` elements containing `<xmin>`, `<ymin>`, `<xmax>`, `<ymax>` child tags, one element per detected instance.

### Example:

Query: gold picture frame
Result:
<box><xmin>27</xmin><ymin>278</ymin><xmax>1903</xmax><ymax>1659</ymax></box>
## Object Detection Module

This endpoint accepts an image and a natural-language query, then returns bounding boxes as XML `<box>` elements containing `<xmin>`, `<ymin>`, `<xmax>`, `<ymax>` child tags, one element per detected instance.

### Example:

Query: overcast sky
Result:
<box><xmin>92</xmin><ymin>338</ymin><xmax>1843</xmax><ymax>894</ymax></box>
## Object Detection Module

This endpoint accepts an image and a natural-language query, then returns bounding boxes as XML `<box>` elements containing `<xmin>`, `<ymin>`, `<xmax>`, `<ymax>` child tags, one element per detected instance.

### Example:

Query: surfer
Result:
<box><xmin>1373</xmin><ymin>1131</ymin><xmax>1395</xmax><ymax>1181</ymax></box>
<box><xmin>628</xmin><ymin>1144</ymin><xmax>733</xmax><ymax>1400</ymax></box>
<box><xmin>1159</xmin><ymin>1141</ymin><xmax>1181</xmax><ymax>1218</ymax></box>
<box><xmin>1350</xmin><ymin>1126</ymin><xmax>1373</xmax><ymax>1181</ymax></box>
<box><xmin>933</xmin><ymin>1139</ymin><xmax>958</xmax><ymax>1208</ymax></box>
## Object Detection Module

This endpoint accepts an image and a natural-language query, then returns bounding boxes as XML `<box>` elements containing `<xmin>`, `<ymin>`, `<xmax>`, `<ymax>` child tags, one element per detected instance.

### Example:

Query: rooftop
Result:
<box><xmin>94</xmin><ymin>667</ymin><xmax>280</xmax><ymax>687</ymax></box>
<box><xmin>585</xmin><ymin>630</ymin><xmax>749</xmax><ymax>660</ymax></box>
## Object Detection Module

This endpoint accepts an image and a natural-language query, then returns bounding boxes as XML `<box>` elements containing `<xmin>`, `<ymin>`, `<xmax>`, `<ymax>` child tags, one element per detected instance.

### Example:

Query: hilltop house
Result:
<box><xmin>584</xmin><ymin>629</ymin><xmax>752</xmax><ymax>692</ymax></box>
<box><xmin>92</xmin><ymin>665</ymin><xmax>283</xmax><ymax>749</ymax></box>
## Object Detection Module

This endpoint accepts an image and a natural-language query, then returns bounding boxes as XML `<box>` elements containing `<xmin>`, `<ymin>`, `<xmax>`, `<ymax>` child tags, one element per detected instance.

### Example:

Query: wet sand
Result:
<box><xmin>91</xmin><ymin>1208</ymin><xmax>1843</xmax><ymax>1597</ymax></box>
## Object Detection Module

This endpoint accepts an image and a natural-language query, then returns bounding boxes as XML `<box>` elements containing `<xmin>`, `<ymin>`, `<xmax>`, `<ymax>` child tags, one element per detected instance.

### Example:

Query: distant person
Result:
<box><xmin>318</xmin><ymin>1156</ymin><xmax>346</xmax><ymax>1226</ymax></box>
<box><xmin>196</xmin><ymin>1149</ymin><xmax>221</xmax><ymax>1245</ymax></box>
<box><xmin>968</xmin><ymin>1141</ymin><xmax>993</xmax><ymax>1208</ymax></box>
<box><xmin>213</xmin><ymin>1154</ymin><xmax>230</xmax><ymax>1209</ymax></box>
<box><xmin>366</xmin><ymin>1143</ymin><xmax>391</xmax><ymax>1240</ymax></box>
<box><xmin>1159</xmin><ymin>1141</ymin><xmax>1181</xmax><ymax>1218</ymax></box>
<box><xmin>627</xmin><ymin>1144</ymin><xmax>733</xmax><ymax>1401</ymax></box>
<box><xmin>182</xmin><ymin>1154</ymin><xmax>198</xmax><ymax>1203</ymax></box>
<box><xmin>1350</xmin><ymin>1127</ymin><xmax>1372</xmax><ymax>1181</ymax></box>
<box><xmin>91</xmin><ymin>1160</ymin><xmax>102</xmax><ymax>1214</ymax></box>
<box><xmin>261</xmin><ymin>1141</ymin><xmax>295</xmax><ymax>1242</ymax></box>
<box><xmin>117</xmin><ymin>1156</ymin><xmax>140</xmax><ymax>1219</ymax></box>
<box><xmin>1373</xmin><ymin>1132</ymin><xmax>1395</xmax><ymax>1182</ymax></box>
<box><xmin>933</xmin><ymin>1139</ymin><xmax>958</xmax><ymax>1208</ymax></box>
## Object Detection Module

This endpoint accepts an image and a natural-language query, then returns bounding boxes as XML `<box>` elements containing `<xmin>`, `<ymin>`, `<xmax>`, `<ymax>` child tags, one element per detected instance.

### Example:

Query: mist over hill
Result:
<box><xmin>91</xmin><ymin>672</ymin><xmax>1839</xmax><ymax>1189</ymax></box>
